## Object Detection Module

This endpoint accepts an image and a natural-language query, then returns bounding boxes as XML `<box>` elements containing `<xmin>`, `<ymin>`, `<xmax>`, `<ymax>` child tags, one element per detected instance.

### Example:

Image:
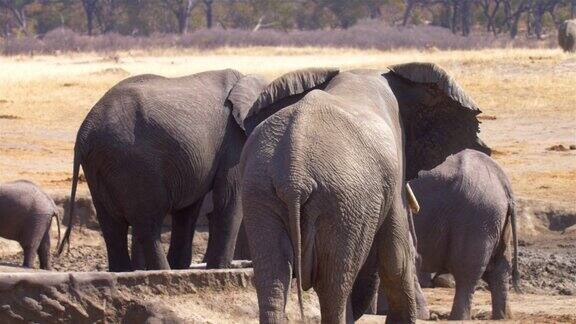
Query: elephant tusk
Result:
<box><xmin>406</xmin><ymin>183</ymin><xmax>420</xmax><ymax>214</ymax></box>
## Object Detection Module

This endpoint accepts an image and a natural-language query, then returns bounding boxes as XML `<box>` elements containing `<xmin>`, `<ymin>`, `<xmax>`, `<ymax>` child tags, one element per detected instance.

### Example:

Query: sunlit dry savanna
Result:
<box><xmin>0</xmin><ymin>47</ymin><xmax>575</xmax><ymax>322</ymax></box>
<box><xmin>1</xmin><ymin>47</ymin><xmax>574</xmax><ymax>203</ymax></box>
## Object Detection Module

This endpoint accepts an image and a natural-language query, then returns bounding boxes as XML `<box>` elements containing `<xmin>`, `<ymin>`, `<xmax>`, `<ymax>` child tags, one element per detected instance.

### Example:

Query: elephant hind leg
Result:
<box><xmin>37</xmin><ymin>229</ymin><xmax>51</xmax><ymax>270</ymax></box>
<box><xmin>376</xmin><ymin>207</ymin><xmax>417</xmax><ymax>324</ymax></box>
<box><xmin>94</xmin><ymin>200</ymin><xmax>132</xmax><ymax>272</ymax></box>
<box><xmin>167</xmin><ymin>201</ymin><xmax>202</xmax><ymax>269</ymax></box>
<box><xmin>21</xmin><ymin>244</ymin><xmax>38</xmax><ymax>269</ymax></box>
<box><xmin>450</xmin><ymin>265</ymin><xmax>485</xmax><ymax>320</ymax></box>
<box><xmin>449</xmin><ymin>238</ymin><xmax>491</xmax><ymax>320</ymax></box>
<box><xmin>244</xmin><ymin>201</ymin><xmax>293</xmax><ymax>323</ymax></box>
<box><xmin>133</xmin><ymin>219</ymin><xmax>169</xmax><ymax>271</ymax></box>
<box><xmin>483</xmin><ymin>257</ymin><xmax>512</xmax><ymax>319</ymax></box>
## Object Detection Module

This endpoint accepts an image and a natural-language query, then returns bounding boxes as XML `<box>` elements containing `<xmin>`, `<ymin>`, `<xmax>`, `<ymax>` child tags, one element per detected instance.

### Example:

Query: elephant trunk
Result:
<box><xmin>58</xmin><ymin>146</ymin><xmax>80</xmax><ymax>255</ymax></box>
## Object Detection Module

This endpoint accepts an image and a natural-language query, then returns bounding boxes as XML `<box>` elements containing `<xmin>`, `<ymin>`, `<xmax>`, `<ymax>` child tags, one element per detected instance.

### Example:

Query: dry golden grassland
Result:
<box><xmin>0</xmin><ymin>47</ymin><xmax>575</xmax><ymax>207</ymax></box>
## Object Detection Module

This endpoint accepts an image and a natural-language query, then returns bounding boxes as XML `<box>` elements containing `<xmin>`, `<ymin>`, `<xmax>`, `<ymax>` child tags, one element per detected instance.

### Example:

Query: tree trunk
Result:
<box><xmin>451</xmin><ymin>0</ymin><xmax>459</xmax><ymax>34</ymax></box>
<box><xmin>204</xmin><ymin>0</ymin><xmax>213</xmax><ymax>29</ymax></box>
<box><xmin>82</xmin><ymin>0</ymin><xmax>98</xmax><ymax>36</ymax></box>
<box><xmin>402</xmin><ymin>0</ymin><xmax>415</xmax><ymax>26</ymax></box>
<box><xmin>461</xmin><ymin>0</ymin><xmax>472</xmax><ymax>36</ymax></box>
<box><xmin>533</xmin><ymin>4</ymin><xmax>544</xmax><ymax>40</ymax></box>
<box><xmin>439</xmin><ymin>1</ymin><xmax>452</xmax><ymax>29</ymax></box>
<box><xmin>178</xmin><ymin>11</ymin><xmax>189</xmax><ymax>34</ymax></box>
<box><xmin>86</xmin><ymin>9</ymin><xmax>94</xmax><ymax>36</ymax></box>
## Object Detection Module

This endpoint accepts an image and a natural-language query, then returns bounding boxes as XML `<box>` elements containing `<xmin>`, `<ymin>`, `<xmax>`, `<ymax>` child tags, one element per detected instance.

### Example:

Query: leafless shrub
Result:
<box><xmin>0</xmin><ymin>22</ymin><xmax>556</xmax><ymax>56</ymax></box>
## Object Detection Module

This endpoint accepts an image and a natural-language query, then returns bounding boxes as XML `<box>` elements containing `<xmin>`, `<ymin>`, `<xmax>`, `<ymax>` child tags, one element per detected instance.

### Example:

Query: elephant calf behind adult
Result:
<box><xmin>559</xmin><ymin>19</ymin><xmax>576</xmax><ymax>52</ymax></box>
<box><xmin>60</xmin><ymin>69</ymin><xmax>266</xmax><ymax>272</ymax></box>
<box><xmin>411</xmin><ymin>149</ymin><xmax>520</xmax><ymax>320</ymax></box>
<box><xmin>0</xmin><ymin>180</ymin><xmax>60</xmax><ymax>270</ymax></box>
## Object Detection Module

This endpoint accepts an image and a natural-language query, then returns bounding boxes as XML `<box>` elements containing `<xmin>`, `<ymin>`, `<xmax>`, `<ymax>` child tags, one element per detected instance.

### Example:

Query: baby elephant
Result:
<box><xmin>0</xmin><ymin>180</ymin><xmax>60</xmax><ymax>270</ymax></box>
<box><xmin>411</xmin><ymin>149</ymin><xmax>520</xmax><ymax>320</ymax></box>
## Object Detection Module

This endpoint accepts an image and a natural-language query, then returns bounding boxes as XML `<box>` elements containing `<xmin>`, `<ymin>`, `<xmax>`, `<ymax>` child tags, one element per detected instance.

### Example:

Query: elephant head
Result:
<box><xmin>231</xmin><ymin>64</ymin><xmax>490</xmax><ymax>182</ymax></box>
<box><xmin>229</xmin><ymin>68</ymin><xmax>340</xmax><ymax>135</ymax></box>
<box><xmin>383</xmin><ymin>62</ymin><xmax>491</xmax><ymax>180</ymax></box>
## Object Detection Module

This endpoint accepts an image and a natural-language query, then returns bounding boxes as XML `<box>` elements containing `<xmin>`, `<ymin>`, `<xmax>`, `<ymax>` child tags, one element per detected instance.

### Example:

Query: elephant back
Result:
<box><xmin>76</xmin><ymin>69</ymin><xmax>243</xmax><ymax>158</ymax></box>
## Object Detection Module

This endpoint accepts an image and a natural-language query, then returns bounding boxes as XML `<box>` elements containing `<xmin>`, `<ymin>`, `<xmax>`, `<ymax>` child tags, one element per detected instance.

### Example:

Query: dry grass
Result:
<box><xmin>0</xmin><ymin>47</ymin><xmax>575</xmax><ymax>205</ymax></box>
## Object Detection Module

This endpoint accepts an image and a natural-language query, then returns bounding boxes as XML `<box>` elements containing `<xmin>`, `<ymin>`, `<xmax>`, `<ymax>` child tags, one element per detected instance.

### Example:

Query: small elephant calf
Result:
<box><xmin>0</xmin><ymin>180</ymin><xmax>60</xmax><ymax>270</ymax></box>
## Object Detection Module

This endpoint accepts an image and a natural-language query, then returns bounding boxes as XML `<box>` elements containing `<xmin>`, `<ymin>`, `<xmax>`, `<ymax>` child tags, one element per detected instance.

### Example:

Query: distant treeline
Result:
<box><xmin>0</xmin><ymin>1</ymin><xmax>574</xmax><ymax>49</ymax></box>
<box><xmin>0</xmin><ymin>23</ymin><xmax>558</xmax><ymax>55</ymax></box>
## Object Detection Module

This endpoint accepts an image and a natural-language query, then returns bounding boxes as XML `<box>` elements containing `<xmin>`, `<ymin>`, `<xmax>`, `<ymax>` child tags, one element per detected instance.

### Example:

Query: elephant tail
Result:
<box><xmin>58</xmin><ymin>148</ymin><xmax>80</xmax><ymax>255</ymax></box>
<box><xmin>288</xmin><ymin>197</ymin><xmax>305</xmax><ymax>321</ymax></box>
<box><xmin>509</xmin><ymin>199</ymin><xmax>522</xmax><ymax>294</ymax></box>
<box><xmin>53</xmin><ymin>210</ymin><xmax>62</xmax><ymax>254</ymax></box>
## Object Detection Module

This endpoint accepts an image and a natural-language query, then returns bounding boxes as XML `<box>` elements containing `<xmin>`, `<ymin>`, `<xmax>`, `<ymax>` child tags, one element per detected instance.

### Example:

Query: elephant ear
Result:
<box><xmin>386</xmin><ymin>62</ymin><xmax>491</xmax><ymax>180</ymax></box>
<box><xmin>227</xmin><ymin>74</ymin><xmax>269</xmax><ymax>130</ymax></box>
<box><xmin>241</xmin><ymin>68</ymin><xmax>339</xmax><ymax>134</ymax></box>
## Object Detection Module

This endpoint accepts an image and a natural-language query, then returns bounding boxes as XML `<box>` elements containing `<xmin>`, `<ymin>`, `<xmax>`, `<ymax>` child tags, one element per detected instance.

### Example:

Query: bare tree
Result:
<box><xmin>460</xmin><ymin>0</ymin><xmax>472</xmax><ymax>36</ymax></box>
<box><xmin>203</xmin><ymin>0</ymin><xmax>213</xmax><ymax>28</ymax></box>
<box><xmin>95</xmin><ymin>0</ymin><xmax>119</xmax><ymax>33</ymax></box>
<box><xmin>162</xmin><ymin>0</ymin><xmax>198</xmax><ymax>34</ymax></box>
<box><xmin>0</xmin><ymin>0</ymin><xmax>33</xmax><ymax>34</ymax></box>
<box><xmin>479</xmin><ymin>0</ymin><xmax>503</xmax><ymax>34</ymax></box>
<box><xmin>81</xmin><ymin>0</ymin><xmax>99</xmax><ymax>35</ymax></box>
<box><xmin>402</xmin><ymin>0</ymin><xmax>417</xmax><ymax>25</ymax></box>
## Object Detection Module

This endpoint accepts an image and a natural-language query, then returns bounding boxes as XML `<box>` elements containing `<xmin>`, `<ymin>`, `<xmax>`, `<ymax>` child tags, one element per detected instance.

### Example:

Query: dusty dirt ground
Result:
<box><xmin>0</xmin><ymin>47</ymin><xmax>575</xmax><ymax>322</ymax></box>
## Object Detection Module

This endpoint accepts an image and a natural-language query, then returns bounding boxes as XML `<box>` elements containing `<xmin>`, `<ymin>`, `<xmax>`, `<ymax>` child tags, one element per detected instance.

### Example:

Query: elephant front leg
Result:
<box><xmin>167</xmin><ymin>202</ymin><xmax>202</xmax><ymax>269</ymax></box>
<box><xmin>130</xmin><ymin>227</ymin><xmax>146</xmax><ymax>270</ymax></box>
<box><xmin>203</xmin><ymin>164</ymin><xmax>242</xmax><ymax>269</ymax></box>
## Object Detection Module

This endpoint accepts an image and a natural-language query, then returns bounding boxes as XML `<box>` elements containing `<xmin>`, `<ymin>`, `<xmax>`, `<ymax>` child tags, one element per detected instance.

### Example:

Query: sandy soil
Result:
<box><xmin>0</xmin><ymin>48</ymin><xmax>575</xmax><ymax>322</ymax></box>
<box><xmin>0</xmin><ymin>48</ymin><xmax>574</xmax><ymax>204</ymax></box>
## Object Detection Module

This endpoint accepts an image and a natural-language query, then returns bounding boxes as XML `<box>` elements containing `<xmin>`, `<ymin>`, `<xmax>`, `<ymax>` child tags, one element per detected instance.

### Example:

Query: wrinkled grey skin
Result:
<box><xmin>0</xmin><ymin>180</ymin><xmax>61</xmax><ymax>270</ymax></box>
<box><xmin>240</xmin><ymin>64</ymin><xmax>489</xmax><ymax>323</ymax></box>
<box><xmin>60</xmin><ymin>69</ymin><xmax>267</xmax><ymax>272</ymax></box>
<box><xmin>559</xmin><ymin>19</ymin><xmax>576</xmax><ymax>52</ymax></box>
<box><xmin>409</xmin><ymin>149</ymin><xmax>520</xmax><ymax>320</ymax></box>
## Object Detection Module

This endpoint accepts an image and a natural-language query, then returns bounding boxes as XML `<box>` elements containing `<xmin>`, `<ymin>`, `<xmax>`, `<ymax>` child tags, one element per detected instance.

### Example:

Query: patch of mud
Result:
<box><xmin>0</xmin><ymin>115</ymin><xmax>21</xmax><ymax>120</ymax></box>
<box><xmin>518</xmin><ymin>240</ymin><xmax>576</xmax><ymax>295</ymax></box>
<box><xmin>547</xmin><ymin>144</ymin><xmax>576</xmax><ymax>151</ymax></box>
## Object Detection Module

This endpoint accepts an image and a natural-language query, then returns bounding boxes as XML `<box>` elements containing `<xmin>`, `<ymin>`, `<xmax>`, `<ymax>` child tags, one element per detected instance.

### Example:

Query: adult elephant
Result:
<box><xmin>559</xmin><ymin>19</ymin><xmax>576</xmax><ymax>52</ymax></box>
<box><xmin>59</xmin><ymin>69</ymin><xmax>267</xmax><ymax>271</ymax></box>
<box><xmin>238</xmin><ymin>64</ymin><xmax>490</xmax><ymax>323</ymax></box>
<box><xmin>410</xmin><ymin>149</ymin><xmax>519</xmax><ymax>320</ymax></box>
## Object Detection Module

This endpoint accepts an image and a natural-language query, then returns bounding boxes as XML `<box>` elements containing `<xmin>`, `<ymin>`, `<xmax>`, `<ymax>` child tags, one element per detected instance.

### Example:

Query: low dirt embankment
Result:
<box><xmin>1</xmin><ymin>195</ymin><xmax>574</xmax><ymax>322</ymax></box>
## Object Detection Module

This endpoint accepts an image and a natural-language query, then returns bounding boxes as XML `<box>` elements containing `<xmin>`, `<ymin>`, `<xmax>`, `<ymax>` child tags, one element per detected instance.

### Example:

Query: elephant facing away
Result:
<box><xmin>559</xmin><ymin>19</ymin><xmax>576</xmax><ymax>52</ymax></box>
<box><xmin>59</xmin><ymin>69</ymin><xmax>267</xmax><ymax>272</ymax></box>
<box><xmin>410</xmin><ymin>149</ymin><xmax>520</xmax><ymax>320</ymax></box>
<box><xmin>238</xmin><ymin>64</ymin><xmax>489</xmax><ymax>323</ymax></box>
<box><xmin>0</xmin><ymin>180</ymin><xmax>61</xmax><ymax>270</ymax></box>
